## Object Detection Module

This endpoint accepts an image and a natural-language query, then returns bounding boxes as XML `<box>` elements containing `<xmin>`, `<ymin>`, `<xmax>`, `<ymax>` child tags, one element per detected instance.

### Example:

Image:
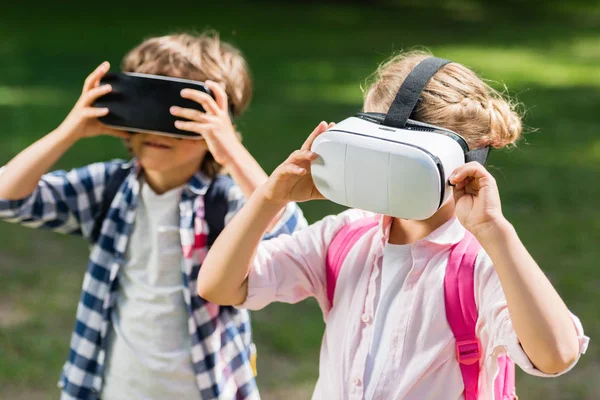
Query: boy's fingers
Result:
<box><xmin>174</xmin><ymin>120</ymin><xmax>208</xmax><ymax>136</ymax></box>
<box><xmin>83</xmin><ymin>84</ymin><xmax>112</xmax><ymax>105</ymax></box>
<box><xmin>83</xmin><ymin>107</ymin><xmax>109</xmax><ymax>118</ymax></box>
<box><xmin>104</xmin><ymin>129</ymin><xmax>130</xmax><ymax>139</ymax></box>
<box><xmin>204</xmin><ymin>80</ymin><xmax>229</xmax><ymax>112</ymax></box>
<box><xmin>170</xmin><ymin>106</ymin><xmax>214</xmax><ymax>123</ymax></box>
<box><xmin>171</xmin><ymin>107</ymin><xmax>218</xmax><ymax>125</ymax></box>
<box><xmin>181</xmin><ymin>89</ymin><xmax>220</xmax><ymax>115</ymax></box>
<box><xmin>83</xmin><ymin>61</ymin><xmax>110</xmax><ymax>93</ymax></box>
<box><xmin>301</xmin><ymin>121</ymin><xmax>329</xmax><ymax>151</ymax></box>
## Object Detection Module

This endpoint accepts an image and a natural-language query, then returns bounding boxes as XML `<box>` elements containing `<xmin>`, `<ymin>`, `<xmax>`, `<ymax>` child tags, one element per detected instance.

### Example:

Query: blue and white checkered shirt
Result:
<box><xmin>0</xmin><ymin>159</ymin><xmax>307</xmax><ymax>399</ymax></box>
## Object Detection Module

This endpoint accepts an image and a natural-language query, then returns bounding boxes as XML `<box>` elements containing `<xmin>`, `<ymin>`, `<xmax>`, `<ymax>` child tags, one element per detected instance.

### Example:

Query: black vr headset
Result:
<box><xmin>93</xmin><ymin>72</ymin><xmax>229</xmax><ymax>139</ymax></box>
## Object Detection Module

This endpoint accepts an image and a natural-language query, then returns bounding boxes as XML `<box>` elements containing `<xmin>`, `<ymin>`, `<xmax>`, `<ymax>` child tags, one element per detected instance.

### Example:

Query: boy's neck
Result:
<box><xmin>388</xmin><ymin>201</ymin><xmax>456</xmax><ymax>245</ymax></box>
<box><xmin>143</xmin><ymin>166</ymin><xmax>198</xmax><ymax>194</ymax></box>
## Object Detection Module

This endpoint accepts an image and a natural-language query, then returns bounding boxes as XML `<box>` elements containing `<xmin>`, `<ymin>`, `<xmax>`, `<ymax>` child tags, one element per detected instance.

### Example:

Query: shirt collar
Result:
<box><xmin>130</xmin><ymin>158</ymin><xmax>212</xmax><ymax>196</ymax></box>
<box><xmin>379</xmin><ymin>214</ymin><xmax>465</xmax><ymax>246</ymax></box>
<box><xmin>185</xmin><ymin>170</ymin><xmax>212</xmax><ymax>195</ymax></box>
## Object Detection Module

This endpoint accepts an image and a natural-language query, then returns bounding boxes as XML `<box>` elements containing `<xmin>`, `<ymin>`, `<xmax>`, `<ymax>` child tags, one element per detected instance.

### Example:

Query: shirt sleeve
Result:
<box><xmin>475</xmin><ymin>251</ymin><xmax>590</xmax><ymax>377</ymax></box>
<box><xmin>0</xmin><ymin>160</ymin><xmax>125</xmax><ymax>237</ymax></box>
<box><xmin>236</xmin><ymin>209</ymin><xmax>369</xmax><ymax>313</ymax></box>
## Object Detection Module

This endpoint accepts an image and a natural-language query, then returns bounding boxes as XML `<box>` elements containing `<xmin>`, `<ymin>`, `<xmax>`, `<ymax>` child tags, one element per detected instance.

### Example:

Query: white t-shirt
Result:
<box><xmin>101</xmin><ymin>181</ymin><xmax>201</xmax><ymax>400</ymax></box>
<box><xmin>364</xmin><ymin>242</ymin><xmax>413</xmax><ymax>398</ymax></box>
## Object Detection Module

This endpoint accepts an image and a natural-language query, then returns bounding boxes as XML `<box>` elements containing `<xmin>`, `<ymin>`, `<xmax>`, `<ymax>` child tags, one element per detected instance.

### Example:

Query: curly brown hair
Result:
<box><xmin>364</xmin><ymin>51</ymin><xmax>522</xmax><ymax>150</ymax></box>
<box><xmin>122</xmin><ymin>32</ymin><xmax>252</xmax><ymax>177</ymax></box>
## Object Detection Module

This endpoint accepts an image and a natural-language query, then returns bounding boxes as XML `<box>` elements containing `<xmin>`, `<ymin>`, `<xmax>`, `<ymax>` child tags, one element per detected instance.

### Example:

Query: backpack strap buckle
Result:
<box><xmin>456</xmin><ymin>339</ymin><xmax>481</xmax><ymax>365</ymax></box>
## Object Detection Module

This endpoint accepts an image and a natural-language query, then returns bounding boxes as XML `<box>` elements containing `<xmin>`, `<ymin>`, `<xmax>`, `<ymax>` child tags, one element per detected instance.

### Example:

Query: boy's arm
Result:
<box><xmin>0</xmin><ymin>62</ymin><xmax>128</xmax><ymax>234</ymax></box>
<box><xmin>0</xmin><ymin>62</ymin><xmax>125</xmax><ymax>200</ymax></box>
<box><xmin>0</xmin><ymin>127</ymin><xmax>80</xmax><ymax>200</ymax></box>
<box><xmin>170</xmin><ymin>81</ymin><xmax>307</xmax><ymax>231</ymax></box>
<box><xmin>0</xmin><ymin>161</ymin><xmax>124</xmax><ymax>236</ymax></box>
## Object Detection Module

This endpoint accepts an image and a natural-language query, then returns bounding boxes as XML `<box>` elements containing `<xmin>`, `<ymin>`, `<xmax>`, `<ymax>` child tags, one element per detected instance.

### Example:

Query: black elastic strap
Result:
<box><xmin>90</xmin><ymin>165</ymin><xmax>132</xmax><ymax>244</ymax></box>
<box><xmin>465</xmin><ymin>147</ymin><xmax>490</xmax><ymax>165</ymax></box>
<box><xmin>203</xmin><ymin>175</ymin><xmax>230</xmax><ymax>248</ymax></box>
<box><xmin>383</xmin><ymin>57</ymin><xmax>451</xmax><ymax>129</ymax></box>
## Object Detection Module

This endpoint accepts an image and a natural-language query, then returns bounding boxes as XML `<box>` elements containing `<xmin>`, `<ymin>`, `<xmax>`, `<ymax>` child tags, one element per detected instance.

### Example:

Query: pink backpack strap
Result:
<box><xmin>326</xmin><ymin>217</ymin><xmax>379</xmax><ymax>307</ymax></box>
<box><xmin>444</xmin><ymin>231</ymin><xmax>482</xmax><ymax>400</ymax></box>
<box><xmin>495</xmin><ymin>354</ymin><xmax>516</xmax><ymax>399</ymax></box>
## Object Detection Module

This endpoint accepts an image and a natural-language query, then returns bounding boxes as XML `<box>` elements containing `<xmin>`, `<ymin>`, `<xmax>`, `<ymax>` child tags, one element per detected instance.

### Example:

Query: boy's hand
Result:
<box><xmin>448</xmin><ymin>162</ymin><xmax>507</xmax><ymax>238</ymax></box>
<box><xmin>171</xmin><ymin>80</ymin><xmax>241</xmax><ymax>166</ymax></box>
<box><xmin>260</xmin><ymin>121</ymin><xmax>333</xmax><ymax>205</ymax></box>
<box><xmin>59</xmin><ymin>62</ymin><xmax>129</xmax><ymax>140</ymax></box>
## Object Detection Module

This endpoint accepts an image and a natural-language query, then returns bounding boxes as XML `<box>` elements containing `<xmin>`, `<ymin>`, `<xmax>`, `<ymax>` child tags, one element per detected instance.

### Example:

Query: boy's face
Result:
<box><xmin>129</xmin><ymin>132</ymin><xmax>208</xmax><ymax>174</ymax></box>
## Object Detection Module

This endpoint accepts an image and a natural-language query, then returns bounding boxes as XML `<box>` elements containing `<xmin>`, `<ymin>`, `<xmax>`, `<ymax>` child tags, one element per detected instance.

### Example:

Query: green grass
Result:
<box><xmin>0</xmin><ymin>1</ymin><xmax>598</xmax><ymax>398</ymax></box>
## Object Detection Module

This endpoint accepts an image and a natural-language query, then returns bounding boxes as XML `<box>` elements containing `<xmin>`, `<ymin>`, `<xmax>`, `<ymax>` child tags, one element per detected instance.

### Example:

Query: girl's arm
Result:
<box><xmin>198</xmin><ymin>122</ymin><xmax>331</xmax><ymax>305</ymax></box>
<box><xmin>199</xmin><ymin>187</ymin><xmax>283</xmax><ymax>305</ymax></box>
<box><xmin>450</xmin><ymin>163</ymin><xmax>583</xmax><ymax>375</ymax></box>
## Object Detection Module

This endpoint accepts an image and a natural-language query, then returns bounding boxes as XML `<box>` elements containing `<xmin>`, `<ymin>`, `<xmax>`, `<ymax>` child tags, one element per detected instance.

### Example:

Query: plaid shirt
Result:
<box><xmin>0</xmin><ymin>159</ymin><xmax>307</xmax><ymax>400</ymax></box>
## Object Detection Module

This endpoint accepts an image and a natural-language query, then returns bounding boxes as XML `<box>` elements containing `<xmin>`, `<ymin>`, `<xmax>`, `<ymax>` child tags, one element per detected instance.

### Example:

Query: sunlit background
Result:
<box><xmin>1</xmin><ymin>0</ymin><xmax>598</xmax><ymax>398</ymax></box>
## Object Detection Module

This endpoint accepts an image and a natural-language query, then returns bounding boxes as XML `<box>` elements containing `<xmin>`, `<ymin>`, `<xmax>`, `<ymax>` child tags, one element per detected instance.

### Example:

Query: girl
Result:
<box><xmin>197</xmin><ymin>51</ymin><xmax>589</xmax><ymax>399</ymax></box>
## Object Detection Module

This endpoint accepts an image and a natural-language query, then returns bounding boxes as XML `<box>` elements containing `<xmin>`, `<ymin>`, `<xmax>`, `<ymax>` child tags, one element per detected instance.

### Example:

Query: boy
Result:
<box><xmin>0</xmin><ymin>33</ymin><xmax>306</xmax><ymax>399</ymax></box>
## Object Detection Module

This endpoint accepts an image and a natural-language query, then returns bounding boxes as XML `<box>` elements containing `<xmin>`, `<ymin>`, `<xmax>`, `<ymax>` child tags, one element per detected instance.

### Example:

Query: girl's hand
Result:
<box><xmin>59</xmin><ymin>62</ymin><xmax>129</xmax><ymax>140</ymax></box>
<box><xmin>449</xmin><ymin>162</ymin><xmax>507</xmax><ymax>238</ymax></box>
<box><xmin>261</xmin><ymin>121</ymin><xmax>334</xmax><ymax>205</ymax></box>
<box><xmin>171</xmin><ymin>80</ymin><xmax>240</xmax><ymax>166</ymax></box>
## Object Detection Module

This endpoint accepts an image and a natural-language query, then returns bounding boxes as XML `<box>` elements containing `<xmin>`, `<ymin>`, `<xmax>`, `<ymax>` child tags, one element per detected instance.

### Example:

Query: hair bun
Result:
<box><xmin>488</xmin><ymin>97</ymin><xmax>522</xmax><ymax>148</ymax></box>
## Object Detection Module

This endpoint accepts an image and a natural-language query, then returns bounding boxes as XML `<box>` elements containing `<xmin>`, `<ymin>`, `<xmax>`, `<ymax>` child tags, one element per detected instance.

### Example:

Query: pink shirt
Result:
<box><xmin>239</xmin><ymin>209</ymin><xmax>589</xmax><ymax>400</ymax></box>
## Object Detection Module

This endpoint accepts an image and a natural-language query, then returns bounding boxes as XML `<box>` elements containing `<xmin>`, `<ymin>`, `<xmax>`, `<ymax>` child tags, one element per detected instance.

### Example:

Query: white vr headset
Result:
<box><xmin>311</xmin><ymin>57</ymin><xmax>490</xmax><ymax>220</ymax></box>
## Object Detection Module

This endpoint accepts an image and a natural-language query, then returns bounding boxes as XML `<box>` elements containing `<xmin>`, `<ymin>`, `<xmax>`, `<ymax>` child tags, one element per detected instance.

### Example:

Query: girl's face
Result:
<box><xmin>129</xmin><ymin>133</ymin><xmax>208</xmax><ymax>174</ymax></box>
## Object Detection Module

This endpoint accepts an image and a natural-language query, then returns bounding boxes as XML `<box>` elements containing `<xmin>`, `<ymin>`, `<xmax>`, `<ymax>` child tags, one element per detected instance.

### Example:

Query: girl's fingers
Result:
<box><xmin>448</xmin><ymin>162</ymin><xmax>489</xmax><ymax>185</ymax></box>
<box><xmin>273</xmin><ymin>163</ymin><xmax>307</xmax><ymax>180</ymax></box>
<box><xmin>82</xmin><ymin>84</ymin><xmax>112</xmax><ymax>105</ymax></box>
<box><xmin>465</xmin><ymin>185</ymin><xmax>480</xmax><ymax>196</ymax></box>
<box><xmin>453</xmin><ymin>187</ymin><xmax>466</xmax><ymax>201</ymax></box>
<box><xmin>180</xmin><ymin>89</ymin><xmax>220</xmax><ymax>115</ymax></box>
<box><xmin>287</xmin><ymin>149</ymin><xmax>318</xmax><ymax>164</ymax></box>
<box><xmin>452</xmin><ymin>176</ymin><xmax>472</xmax><ymax>191</ymax></box>
<box><xmin>83</xmin><ymin>61</ymin><xmax>110</xmax><ymax>93</ymax></box>
<box><xmin>301</xmin><ymin>121</ymin><xmax>329</xmax><ymax>151</ymax></box>
<box><xmin>204</xmin><ymin>80</ymin><xmax>229</xmax><ymax>112</ymax></box>
<box><xmin>170</xmin><ymin>106</ymin><xmax>214</xmax><ymax>123</ymax></box>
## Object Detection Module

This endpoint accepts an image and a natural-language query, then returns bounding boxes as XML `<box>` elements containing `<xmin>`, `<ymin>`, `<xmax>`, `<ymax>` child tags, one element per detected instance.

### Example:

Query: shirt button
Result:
<box><xmin>353</xmin><ymin>377</ymin><xmax>363</xmax><ymax>386</ymax></box>
<box><xmin>361</xmin><ymin>314</ymin><xmax>372</xmax><ymax>324</ymax></box>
